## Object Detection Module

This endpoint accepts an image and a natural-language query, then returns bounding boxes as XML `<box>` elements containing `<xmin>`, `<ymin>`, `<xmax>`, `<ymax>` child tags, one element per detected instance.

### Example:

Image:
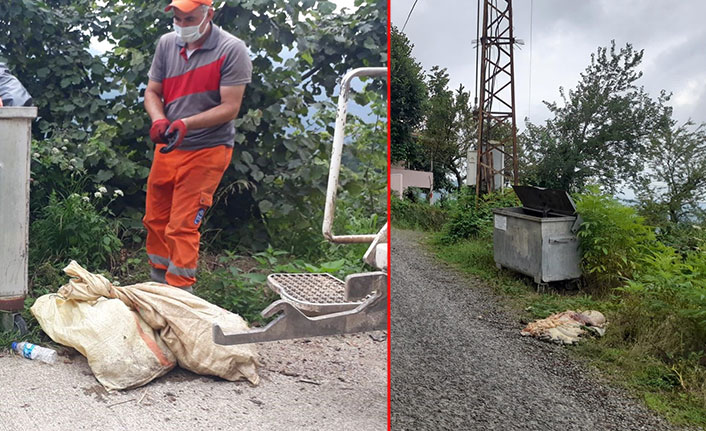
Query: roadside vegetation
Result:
<box><xmin>392</xmin><ymin>25</ymin><xmax>706</xmax><ymax>427</ymax></box>
<box><xmin>0</xmin><ymin>1</ymin><xmax>387</xmax><ymax>350</ymax></box>
<box><xmin>393</xmin><ymin>188</ymin><xmax>706</xmax><ymax>426</ymax></box>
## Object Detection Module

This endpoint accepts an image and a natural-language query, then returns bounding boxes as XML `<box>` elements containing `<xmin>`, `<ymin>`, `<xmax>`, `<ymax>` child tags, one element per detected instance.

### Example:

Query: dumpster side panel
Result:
<box><xmin>493</xmin><ymin>209</ymin><xmax>543</xmax><ymax>281</ymax></box>
<box><xmin>540</xmin><ymin>221</ymin><xmax>581</xmax><ymax>282</ymax></box>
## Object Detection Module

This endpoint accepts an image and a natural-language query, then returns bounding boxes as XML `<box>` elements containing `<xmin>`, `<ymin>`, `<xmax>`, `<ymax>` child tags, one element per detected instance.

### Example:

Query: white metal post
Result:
<box><xmin>322</xmin><ymin>67</ymin><xmax>387</xmax><ymax>244</ymax></box>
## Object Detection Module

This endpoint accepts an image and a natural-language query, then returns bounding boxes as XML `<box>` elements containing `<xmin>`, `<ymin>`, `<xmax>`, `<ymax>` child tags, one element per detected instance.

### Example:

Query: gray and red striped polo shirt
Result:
<box><xmin>148</xmin><ymin>24</ymin><xmax>252</xmax><ymax>151</ymax></box>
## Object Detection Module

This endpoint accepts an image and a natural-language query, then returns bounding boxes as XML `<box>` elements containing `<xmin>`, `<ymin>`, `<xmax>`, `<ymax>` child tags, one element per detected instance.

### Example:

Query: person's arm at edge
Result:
<box><xmin>144</xmin><ymin>79</ymin><xmax>167</xmax><ymax>122</ymax></box>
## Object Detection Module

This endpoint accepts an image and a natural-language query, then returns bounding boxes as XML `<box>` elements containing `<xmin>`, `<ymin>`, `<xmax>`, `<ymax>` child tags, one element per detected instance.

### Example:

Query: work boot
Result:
<box><xmin>150</xmin><ymin>267</ymin><xmax>167</xmax><ymax>284</ymax></box>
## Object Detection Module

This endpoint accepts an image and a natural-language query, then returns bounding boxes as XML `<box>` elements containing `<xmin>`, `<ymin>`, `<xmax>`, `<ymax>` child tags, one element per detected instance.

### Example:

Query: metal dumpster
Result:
<box><xmin>0</xmin><ymin>106</ymin><xmax>37</xmax><ymax>332</ymax></box>
<box><xmin>492</xmin><ymin>186</ymin><xmax>581</xmax><ymax>284</ymax></box>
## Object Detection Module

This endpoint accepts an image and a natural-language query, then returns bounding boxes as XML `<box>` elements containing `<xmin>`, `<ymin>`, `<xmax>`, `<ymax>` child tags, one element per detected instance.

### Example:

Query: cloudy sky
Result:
<box><xmin>391</xmin><ymin>0</ymin><xmax>706</xmax><ymax>129</ymax></box>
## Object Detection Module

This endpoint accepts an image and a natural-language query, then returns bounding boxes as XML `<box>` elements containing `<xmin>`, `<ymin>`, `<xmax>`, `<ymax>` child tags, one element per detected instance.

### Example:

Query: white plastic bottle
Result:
<box><xmin>11</xmin><ymin>341</ymin><xmax>58</xmax><ymax>364</ymax></box>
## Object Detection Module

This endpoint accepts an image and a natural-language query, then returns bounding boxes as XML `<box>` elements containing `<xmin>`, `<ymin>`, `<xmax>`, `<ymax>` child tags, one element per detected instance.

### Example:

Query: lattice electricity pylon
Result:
<box><xmin>475</xmin><ymin>0</ymin><xmax>519</xmax><ymax>196</ymax></box>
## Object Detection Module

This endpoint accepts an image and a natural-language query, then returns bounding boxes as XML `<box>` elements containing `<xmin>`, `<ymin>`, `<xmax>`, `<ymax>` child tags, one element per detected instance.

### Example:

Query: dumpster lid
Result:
<box><xmin>512</xmin><ymin>185</ymin><xmax>576</xmax><ymax>216</ymax></box>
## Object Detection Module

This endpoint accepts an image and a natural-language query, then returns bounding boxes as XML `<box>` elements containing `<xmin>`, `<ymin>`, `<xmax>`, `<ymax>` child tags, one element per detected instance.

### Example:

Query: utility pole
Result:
<box><xmin>475</xmin><ymin>0</ymin><xmax>519</xmax><ymax>197</ymax></box>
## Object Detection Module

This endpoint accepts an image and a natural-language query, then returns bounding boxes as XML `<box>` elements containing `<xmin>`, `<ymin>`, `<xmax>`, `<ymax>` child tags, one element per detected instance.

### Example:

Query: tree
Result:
<box><xmin>1</xmin><ymin>0</ymin><xmax>387</xmax><ymax>252</ymax></box>
<box><xmin>521</xmin><ymin>41</ymin><xmax>671</xmax><ymax>193</ymax></box>
<box><xmin>420</xmin><ymin>66</ymin><xmax>456</xmax><ymax>192</ymax></box>
<box><xmin>637</xmin><ymin>121</ymin><xmax>706</xmax><ymax>224</ymax></box>
<box><xmin>390</xmin><ymin>26</ymin><xmax>427</xmax><ymax>164</ymax></box>
<box><xmin>448</xmin><ymin>84</ymin><xmax>476</xmax><ymax>189</ymax></box>
<box><xmin>419</xmin><ymin>69</ymin><xmax>477</xmax><ymax>192</ymax></box>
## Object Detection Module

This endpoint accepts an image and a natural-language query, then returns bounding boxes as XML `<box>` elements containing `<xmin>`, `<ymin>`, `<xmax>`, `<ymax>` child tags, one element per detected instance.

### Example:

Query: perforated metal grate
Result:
<box><xmin>269</xmin><ymin>273</ymin><xmax>352</xmax><ymax>305</ymax></box>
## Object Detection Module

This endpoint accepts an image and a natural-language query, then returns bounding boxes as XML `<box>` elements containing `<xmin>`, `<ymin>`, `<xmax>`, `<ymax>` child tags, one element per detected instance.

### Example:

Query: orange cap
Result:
<box><xmin>164</xmin><ymin>0</ymin><xmax>212</xmax><ymax>13</ymax></box>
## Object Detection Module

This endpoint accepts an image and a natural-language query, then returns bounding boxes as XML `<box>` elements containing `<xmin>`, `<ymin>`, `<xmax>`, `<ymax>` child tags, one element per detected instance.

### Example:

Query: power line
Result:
<box><xmin>474</xmin><ymin>0</ymin><xmax>481</xmax><ymax>107</ymax></box>
<box><xmin>528</xmin><ymin>0</ymin><xmax>534</xmax><ymax>120</ymax></box>
<box><xmin>402</xmin><ymin>0</ymin><xmax>421</xmax><ymax>32</ymax></box>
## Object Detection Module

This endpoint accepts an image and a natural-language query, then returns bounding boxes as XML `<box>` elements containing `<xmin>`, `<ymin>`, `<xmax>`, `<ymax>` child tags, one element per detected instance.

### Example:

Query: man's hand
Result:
<box><xmin>150</xmin><ymin>119</ymin><xmax>170</xmax><ymax>144</ymax></box>
<box><xmin>160</xmin><ymin>119</ymin><xmax>187</xmax><ymax>153</ymax></box>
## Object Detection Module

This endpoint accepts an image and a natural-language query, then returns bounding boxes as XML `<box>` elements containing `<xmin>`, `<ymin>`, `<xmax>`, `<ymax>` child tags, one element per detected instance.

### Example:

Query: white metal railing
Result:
<box><xmin>322</xmin><ymin>67</ymin><xmax>387</xmax><ymax>244</ymax></box>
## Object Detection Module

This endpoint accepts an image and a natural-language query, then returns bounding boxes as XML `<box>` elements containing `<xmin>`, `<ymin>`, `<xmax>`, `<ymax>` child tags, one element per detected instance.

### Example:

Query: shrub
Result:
<box><xmin>575</xmin><ymin>188</ymin><xmax>706</xmax><ymax>370</ymax></box>
<box><xmin>618</xmin><ymin>248</ymin><xmax>706</xmax><ymax>356</ymax></box>
<box><xmin>391</xmin><ymin>195</ymin><xmax>447</xmax><ymax>231</ymax></box>
<box><xmin>440</xmin><ymin>187</ymin><xmax>519</xmax><ymax>243</ymax></box>
<box><xmin>30</xmin><ymin>191</ymin><xmax>123</xmax><ymax>271</ymax></box>
<box><xmin>574</xmin><ymin>188</ymin><xmax>657</xmax><ymax>290</ymax></box>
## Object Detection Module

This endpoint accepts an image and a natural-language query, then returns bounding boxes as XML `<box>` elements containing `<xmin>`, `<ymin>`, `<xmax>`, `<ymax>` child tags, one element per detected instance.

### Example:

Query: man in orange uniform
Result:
<box><xmin>143</xmin><ymin>0</ymin><xmax>252</xmax><ymax>292</ymax></box>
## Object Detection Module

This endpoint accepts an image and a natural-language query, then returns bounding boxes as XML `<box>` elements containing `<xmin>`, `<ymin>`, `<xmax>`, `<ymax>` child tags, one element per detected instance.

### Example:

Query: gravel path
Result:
<box><xmin>0</xmin><ymin>333</ymin><xmax>386</xmax><ymax>431</ymax></box>
<box><xmin>390</xmin><ymin>229</ymin><xmax>686</xmax><ymax>431</ymax></box>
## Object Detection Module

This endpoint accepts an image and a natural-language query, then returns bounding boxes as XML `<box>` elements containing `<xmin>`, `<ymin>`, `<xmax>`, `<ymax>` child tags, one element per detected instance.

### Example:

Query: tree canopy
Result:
<box><xmin>521</xmin><ymin>41</ymin><xmax>671</xmax><ymax>193</ymax></box>
<box><xmin>390</xmin><ymin>28</ymin><xmax>477</xmax><ymax>194</ymax></box>
<box><xmin>638</xmin><ymin>120</ymin><xmax>706</xmax><ymax>224</ymax></box>
<box><xmin>419</xmin><ymin>67</ymin><xmax>475</xmax><ymax>191</ymax></box>
<box><xmin>390</xmin><ymin>25</ymin><xmax>426</xmax><ymax>165</ymax></box>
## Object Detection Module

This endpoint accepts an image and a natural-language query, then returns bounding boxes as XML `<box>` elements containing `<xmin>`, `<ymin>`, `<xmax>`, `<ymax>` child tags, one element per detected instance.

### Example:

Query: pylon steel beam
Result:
<box><xmin>475</xmin><ymin>0</ymin><xmax>519</xmax><ymax>196</ymax></box>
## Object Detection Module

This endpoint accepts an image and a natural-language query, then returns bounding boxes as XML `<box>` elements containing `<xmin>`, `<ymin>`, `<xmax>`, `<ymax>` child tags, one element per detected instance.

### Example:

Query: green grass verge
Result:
<box><xmin>427</xmin><ymin>232</ymin><xmax>706</xmax><ymax>428</ymax></box>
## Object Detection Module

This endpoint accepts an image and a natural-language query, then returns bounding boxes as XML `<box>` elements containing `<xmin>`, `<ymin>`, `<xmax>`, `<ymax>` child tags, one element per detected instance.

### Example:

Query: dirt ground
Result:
<box><xmin>0</xmin><ymin>332</ymin><xmax>387</xmax><ymax>431</ymax></box>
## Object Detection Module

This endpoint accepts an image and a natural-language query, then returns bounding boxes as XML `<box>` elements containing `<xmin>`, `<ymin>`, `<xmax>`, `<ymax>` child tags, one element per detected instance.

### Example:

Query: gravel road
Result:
<box><xmin>0</xmin><ymin>332</ymin><xmax>386</xmax><ymax>431</ymax></box>
<box><xmin>390</xmin><ymin>229</ymin><xmax>686</xmax><ymax>431</ymax></box>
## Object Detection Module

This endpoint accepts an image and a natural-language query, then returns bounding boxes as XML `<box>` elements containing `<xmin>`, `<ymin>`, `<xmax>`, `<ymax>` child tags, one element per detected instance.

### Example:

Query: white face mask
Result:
<box><xmin>174</xmin><ymin>10</ymin><xmax>209</xmax><ymax>44</ymax></box>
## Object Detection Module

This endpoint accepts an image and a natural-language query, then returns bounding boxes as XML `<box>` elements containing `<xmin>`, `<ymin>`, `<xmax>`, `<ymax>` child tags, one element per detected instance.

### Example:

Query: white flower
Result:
<box><xmin>61</xmin><ymin>146</ymin><xmax>67</xmax><ymax>151</ymax></box>
<box><xmin>98</xmin><ymin>186</ymin><xmax>107</xmax><ymax>194</ymax></box>
<box><xmin>113</xmin><ymin>189</ymin><xmax>124</xmax><ymax>197</ymax></box>
<box><xmin>32</xmin><ymin>152</ymin><xmax>40</xmax><ymax>158</ymax></box>
<box><xmin>94</xmin><ymin>191</ymin><xmax>102</xmax><ymax>198</ymax></box>
<box><xmin>51</xmin><ymin>147</ymin><xmax>60</xmax><ymax>155</ymax></box>
<box><xmin>69</xmin><ymin>158</ymin><xmax>77</xmax><ymax>164</ymax></box>
<box><xmin>63</xmin><ymin>139</ymin><xmax>69</xmax><ymax>143</ymax></box>
<box><xmin>82</xmin><ymin>196</ymin><xmax>90</xmax><ymax>203</ymax></box>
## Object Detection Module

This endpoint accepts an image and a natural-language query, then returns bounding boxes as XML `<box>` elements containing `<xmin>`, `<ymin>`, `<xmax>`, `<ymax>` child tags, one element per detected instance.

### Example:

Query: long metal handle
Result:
<box><xmin>322</xmin><ymin>67</ymin><xmax>387</xmax><ymax>244</ymax></box>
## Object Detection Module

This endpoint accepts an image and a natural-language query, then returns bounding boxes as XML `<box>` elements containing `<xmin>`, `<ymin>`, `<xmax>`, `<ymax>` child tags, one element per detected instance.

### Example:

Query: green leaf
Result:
<box><xmin>318</xmin><ymin>1</ymin><xmax>336</xmax><ymax>15</ymax></box>
<box><xmin>301</xmin><ymin>51</ymin><xmax>313</xmax><ymax>65</ymax></box>
<box><xmin>241</xmin><ymin>151</ymin><xmax>254</xmax><ymax>164</ymax></box>
<box><xmin>258</xmin><ymin>200</ymin><xmax>273</xmax><ymax>213</ymax></box>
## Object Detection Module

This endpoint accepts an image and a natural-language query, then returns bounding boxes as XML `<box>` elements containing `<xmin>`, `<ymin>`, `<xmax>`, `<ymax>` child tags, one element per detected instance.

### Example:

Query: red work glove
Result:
<box><xmin>149</xmin><ymin>118</ymin><xmax>170</xmax><ymax>144</ymax></box>
<box><xmin>161</xmin><ymin>119</ymin><xmax>187</xmax><ymax>154</ymax></box>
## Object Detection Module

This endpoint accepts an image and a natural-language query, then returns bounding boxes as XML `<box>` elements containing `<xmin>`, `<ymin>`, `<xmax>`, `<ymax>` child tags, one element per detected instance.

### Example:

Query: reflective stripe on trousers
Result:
<box><xmin>143</xmin><ymin>144</ymin><xmax>232</xmax><ymax>287</ymax></box>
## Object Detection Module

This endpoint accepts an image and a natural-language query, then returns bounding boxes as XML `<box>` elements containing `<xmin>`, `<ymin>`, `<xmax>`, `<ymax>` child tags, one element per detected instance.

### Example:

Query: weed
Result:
<box><xmin>30</xmin><ymin>191</ymin><xmax>122</xmax><ymax>271</ymax></box>
<box><xmin>391</xmin><ymin>195</ymin><xmax>447</xmax><ymax>231</ymax></box>
<box><xmin>440</xmin><ymin>188</ymin><xmax>519</xmax><ymax>243</ymax></box>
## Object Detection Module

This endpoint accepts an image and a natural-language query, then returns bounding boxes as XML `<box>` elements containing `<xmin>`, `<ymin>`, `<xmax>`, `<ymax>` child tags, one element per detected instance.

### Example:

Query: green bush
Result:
<box><xmin>653</xmin><ymin>222</ymin><xmax>706</xmax><ymax>256</ymax></box>
<box><xmin>618</xmin><ymin>248</ymin><xmax>706</xmax><ymax>356</ymax></box>
<box><xmin>391</xmin><ymin>195</ymin><xmax>447</xmax><ymax>231</ymax></box>
<box><xmin>575</xmin><ymin>188</ymin><xmax>706</xmax><ymax>404</ymax></box>
<box><xmin>30</xmin><ymin>191</ymin><xmax>122</xmax><ymax>271</ymax></box>
<box><xmin>440</xmin><ymin>188</ymin><xmax>519</xmax><ymax>243</ymax></box>
<box><xmin>574</xmin><ymin>188</ymin><xmax>657</xmax><ymax>290</ymax></box>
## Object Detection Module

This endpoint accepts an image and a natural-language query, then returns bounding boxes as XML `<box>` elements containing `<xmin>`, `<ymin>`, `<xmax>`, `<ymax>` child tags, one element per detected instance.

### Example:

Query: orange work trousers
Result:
<box><xmin>143</xmin><ymin>144</ymin><xmax>232</xmax><ymax>287</ymax></box>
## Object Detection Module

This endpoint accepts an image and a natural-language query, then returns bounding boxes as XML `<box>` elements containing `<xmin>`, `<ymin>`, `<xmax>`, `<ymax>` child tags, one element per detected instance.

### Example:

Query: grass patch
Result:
<box><xmin>429</xmin><ymin>232</ymin><xmax>614</xmax><ymax>318</ymax></box>
<box><xmin>574</xmin><ymin>339</ymin><xmax>706</xmax><ymax>427</ymax></box>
